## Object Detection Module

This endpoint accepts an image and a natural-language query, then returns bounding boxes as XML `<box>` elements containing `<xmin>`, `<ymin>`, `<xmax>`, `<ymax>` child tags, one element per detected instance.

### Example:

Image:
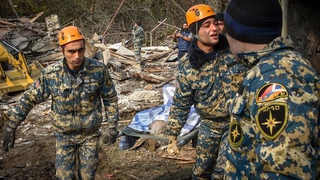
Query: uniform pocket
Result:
<box><xmin>51</xmin><ymin>87</ymin><xmax>70</xmax><ymax>102</ymax></box>
<box><xmin>80</xmin><ymin>81</ymin><xmax>100</xmax><ymax>115</ymax></box>
<box><xmin>51</xmin><ymin>87</ymin><xmax>71</xmax><ymax>114</ymax></box>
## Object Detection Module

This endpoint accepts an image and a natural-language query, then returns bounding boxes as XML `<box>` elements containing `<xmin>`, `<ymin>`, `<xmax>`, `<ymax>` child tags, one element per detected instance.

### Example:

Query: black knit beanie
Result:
<box><xmin>216</xmin><ymin>12</ymin><xmax>224</xmax><ymax>22</ymax></box>
<box><xmin>224</xmin><ymin>0</ymin><xmax>282</xmax><ymax>44</ymax></box>
<box><xmin>189</xmin><ymin>16</ymin><xmax>215</xmax><ymax>35</ymax></box>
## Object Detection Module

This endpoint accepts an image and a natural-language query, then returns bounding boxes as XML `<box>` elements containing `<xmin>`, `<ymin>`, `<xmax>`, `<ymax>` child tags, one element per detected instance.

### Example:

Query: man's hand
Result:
<box><xmin>167</xmin><ymin>135</ymin><xmax>180</xmax><ymax>155</ymax></box>
<box><xmin>103</xmin><ymin>128</ymin><xmax>119</xmax><ymax>146</ymax></box>
<box><xmin>3</xmin><ymin>126</ymin><xmax>16</xmax><ymax>152</ymax></box>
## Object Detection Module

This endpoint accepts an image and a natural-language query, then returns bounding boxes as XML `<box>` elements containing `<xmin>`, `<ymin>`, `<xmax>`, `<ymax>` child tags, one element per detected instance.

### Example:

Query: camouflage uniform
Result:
<box><xmin>166</xmin><ymin>36</ymin><xmax>248</xmax><ymax>179</ymax></box>
<box><xmin>132</xmin><ymin>25</ymin><xmax>144</xmax><ymax>64</ymax></box>
<box><xmin>6</xmin><ymin>57</ymin><xmax>119</xmax><ymax>179</ymax></box>
<box><xmin>224</xmin><ymin>36</ymin><xmax>320</xmax><ymax>179</ymax></box>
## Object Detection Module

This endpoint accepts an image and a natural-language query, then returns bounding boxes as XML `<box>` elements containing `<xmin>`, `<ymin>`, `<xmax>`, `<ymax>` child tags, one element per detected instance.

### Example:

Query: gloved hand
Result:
<box><xmin>103</xmin><ymin>128</ymin><xmax>119</xmax><ymax>146</ymax></box>
<box><xmin>167</xmin><ymin>135</ymin><xmax>180</xmax><ymax>155</ymax></box>
<box><xmin>3</xmin><ymin>126</ymin><xmax>16</xmax><ymax>152</ymax></box>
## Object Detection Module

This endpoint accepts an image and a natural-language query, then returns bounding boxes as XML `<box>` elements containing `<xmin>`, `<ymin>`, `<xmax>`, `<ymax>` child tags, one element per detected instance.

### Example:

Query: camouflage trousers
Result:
<box><xmin>133</xmin><ymin>41</ymin><xmax>142</xmax><ymax>64</ymax></box>
<box><xmin>212</xmin><ymin>131</ymin><xmax>228</xmax><ymax>179</ymax></box>
<box><xmin>191</xmin><ymin>124</ymin><xmax>225</xmax><ymax>180</ymax></box>
<box><xmin>54</xmin><ymin>132</ymin><xmax>100</xmax><ymax>180</ymax></box>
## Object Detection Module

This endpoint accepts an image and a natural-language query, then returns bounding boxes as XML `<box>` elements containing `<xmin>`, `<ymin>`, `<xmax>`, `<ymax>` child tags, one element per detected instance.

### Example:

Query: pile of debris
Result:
<box><xmin>0</xmin><ymin>13</ymin><xmax>183</xmax><ymax>126</ymax></box>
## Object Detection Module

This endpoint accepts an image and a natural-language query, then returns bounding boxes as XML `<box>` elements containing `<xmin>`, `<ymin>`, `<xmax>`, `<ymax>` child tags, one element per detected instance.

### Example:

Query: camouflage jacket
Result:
<box><xmin>225</xmin><ymin>36</ymin><xmax>320</xmax><ymax>179</ymax></box>
<box><xmin>166</xmin><ymin>43</ymin><xmax>248</xmax><ymax>136</ymax></box>
<box><xmin>132</xmin><ymin>26</ymin><xmax>144</xmax><ymax>43</ymax></box>
<box><xmin>7</xmin><ymin>57</ymin><xmax>119</xmax><ymax>135</ymax></box>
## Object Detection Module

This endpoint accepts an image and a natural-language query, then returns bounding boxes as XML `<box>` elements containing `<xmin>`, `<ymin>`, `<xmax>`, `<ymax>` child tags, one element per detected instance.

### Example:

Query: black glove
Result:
<box><xmin>103</xmin><ymin>128</ymin><xmax>119</xmax><ymax>146</ymax></box>
<box><xmin>3</xmin><ymin>126</ymin><xmax>16</xmax><ymax>152</ymax></box>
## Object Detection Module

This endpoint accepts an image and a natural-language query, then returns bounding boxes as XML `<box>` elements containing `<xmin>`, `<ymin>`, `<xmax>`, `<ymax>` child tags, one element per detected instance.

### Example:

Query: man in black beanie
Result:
<box><xmin>222</xmin><ymin>0</ymin><xmax>320</xmax><ymax>179</ymax></box>
<box><xmin>165</xmin><ymin>4</ymin><xmax>248</xmax><ymax>180</ymax></box>
<box><xmin>215</xmin><ymin>12</ymin><xmax>225</xmax><ymax>35</ymax></box>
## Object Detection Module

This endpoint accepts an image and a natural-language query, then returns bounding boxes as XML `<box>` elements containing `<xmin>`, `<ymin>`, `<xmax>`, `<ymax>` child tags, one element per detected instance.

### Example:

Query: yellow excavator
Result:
<box><xmin>0</xmin><ymin>38</ymin><xmax>43</xmax><ymax>95</ymax></box>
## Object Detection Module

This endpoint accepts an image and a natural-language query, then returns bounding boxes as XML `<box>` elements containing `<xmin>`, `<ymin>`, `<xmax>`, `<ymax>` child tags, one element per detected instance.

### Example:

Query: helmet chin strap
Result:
<box><xmin>193</xmin><ymin>22</ymin><xmax>204</xmax><ymax>44</ymax></box>
<box><xmin>192</xmin><ymin>21</ymin><xmax>216</xmax><ymax>52</ymax></box>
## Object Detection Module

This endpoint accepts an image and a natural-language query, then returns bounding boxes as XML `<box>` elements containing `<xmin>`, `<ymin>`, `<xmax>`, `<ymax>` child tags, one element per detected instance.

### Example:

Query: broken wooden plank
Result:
<box><xmin>133</xmin><ymin>72</ymin><xmax>161</xmax><ymax>83</ymax></box>
<box><xmin>29</xmin><ymin>12</ymin><xmax>44</xmax><ymax>23</ymax></box>
<box><xmin>145</xmin><ymin>67</ymin><xmax>169</xmax><ymax>73</ymax></box>
<box><xmin>110</xmin><ymin>71</ymin><xmax>130</xmax><ymax>81</ymax></box>
<box><xmin>0</xmin><ymin>19</ymin><xmax>18</xmax><ymax>26</ymax></box>
<box><xmin>0</xmin><ymin>20</ymin><xmax>45</xmax><ymax>35</ymax></box>
<box><xmin>109</xmin><ymin>51</ymin><xmax>137</xmax><ymax>65</ymax></box>
<box><xmin>110</xmin><ymin>51</ymin><xmax>135</xmax><ymax>60</ymax></box>
<box><xmin>148</xmin><ymin>50</ymin><xmax>172</xmax><ymax>62</ymax></box>
<box><xmin>133</xmin><ymin>71</ymin><xmax>171</xmax><ymax>84</ymax></box>
<box><xmin>145</xmin><ymin>62</ymin><xmax>178</xmax><ymax>68</ymax></box>
<box><xmin>162</xmin><ymin>49</ymin><xmax>178</xmax><ymax>63</ymax></box>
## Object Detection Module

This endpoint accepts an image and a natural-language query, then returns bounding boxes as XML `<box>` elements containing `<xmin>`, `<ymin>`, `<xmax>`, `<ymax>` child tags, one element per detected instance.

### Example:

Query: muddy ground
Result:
<box><xmin>0</xmin><ymin>124</ymin><xmax>195</xmax><ymax>180</ymax></box>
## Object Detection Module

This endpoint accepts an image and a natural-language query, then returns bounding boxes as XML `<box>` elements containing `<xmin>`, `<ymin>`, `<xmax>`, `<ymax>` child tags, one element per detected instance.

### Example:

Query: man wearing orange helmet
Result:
<box><xmin>2</xmin><ymin>26</ymin><xmax>119</xmax><ymax>179</ymax></box>
<box><xmin>165</xmin><ymin>4</ymin><xmax>248</xmax><ymax>179</ymax></box>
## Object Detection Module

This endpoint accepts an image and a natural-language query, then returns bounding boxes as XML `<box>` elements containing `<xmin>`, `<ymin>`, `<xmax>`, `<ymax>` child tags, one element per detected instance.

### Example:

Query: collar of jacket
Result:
<box><xmin>62</xmin><ymin>57</ymin><xmax>87</xmax><ymax>74</ymax></box>
<box><xmin>188</xmin><ymin>34</ymin><xmax>229</xmax><ymax>69</ymax></box>
<box><xmin>237</xmin><ymin>35</ymin><xmax>295</xmax><ymax>68</ymax></box>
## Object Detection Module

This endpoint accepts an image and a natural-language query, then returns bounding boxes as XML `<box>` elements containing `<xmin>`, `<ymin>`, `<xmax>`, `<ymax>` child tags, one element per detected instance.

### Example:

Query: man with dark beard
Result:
<box><xmin>172</xmin><ymin>22</ymin><xmax>192</xmax><ymax>62</ymax></box>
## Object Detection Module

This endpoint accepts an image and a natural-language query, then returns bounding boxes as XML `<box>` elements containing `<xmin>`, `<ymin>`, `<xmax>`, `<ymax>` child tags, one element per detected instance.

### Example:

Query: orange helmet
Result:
<box><xmin>58</xmin><ymin>26</ymin><xmax>85</xmax><ymax>46</ymax></box>
<box><xmin>186</xmin><ymin>4</ymin><xmax>216</xmax><ymax>27</ymax></box>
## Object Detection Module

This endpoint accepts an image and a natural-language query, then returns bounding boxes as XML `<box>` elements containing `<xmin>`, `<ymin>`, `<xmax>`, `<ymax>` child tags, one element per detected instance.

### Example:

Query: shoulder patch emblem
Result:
<box><xmin>228</xmin><ymin>119</ymin><xmax>244</xmax><ymax>147</ymax></box>
<box><xmin>256</xmin><ymin>83</ymin><xmax>288</xmax><ymax>103</ymax></box>
<box><xmin>256</xmin><ymin>103</ymin><xmax>288</xmax><ymax>140</ymax></box>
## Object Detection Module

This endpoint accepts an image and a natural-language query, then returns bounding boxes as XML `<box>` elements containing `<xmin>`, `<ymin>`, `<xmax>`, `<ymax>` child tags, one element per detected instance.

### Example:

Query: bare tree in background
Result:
<box><xmin>1</xmin><ymin>0</ymin><xmax>230</xmax><ymax>45</ymax></box>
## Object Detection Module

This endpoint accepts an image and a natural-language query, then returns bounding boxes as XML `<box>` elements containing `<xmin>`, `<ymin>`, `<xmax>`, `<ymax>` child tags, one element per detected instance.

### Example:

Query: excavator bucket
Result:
<box><xmin>0</xmin><ymin>39</ymin><xmax>44</xmax><ymax>95</ymax></box>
